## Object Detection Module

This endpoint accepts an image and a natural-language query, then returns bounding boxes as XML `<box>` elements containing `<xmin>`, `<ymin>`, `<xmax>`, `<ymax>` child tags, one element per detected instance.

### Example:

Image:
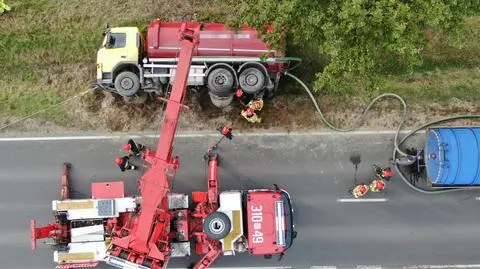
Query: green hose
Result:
<box><xmin>273</xmin><ymin>57</ymin><xmax>303</xmax><ymax>72</ymax></box>
<box><xmin>285</xmin><ymin>71</ymin><xmax>409</xmax><ymax>156</ymax></box>
<box><xmin>284</xmin><ymin>71</ymin><xmax>480</xmax><ymax>194</ymax></box>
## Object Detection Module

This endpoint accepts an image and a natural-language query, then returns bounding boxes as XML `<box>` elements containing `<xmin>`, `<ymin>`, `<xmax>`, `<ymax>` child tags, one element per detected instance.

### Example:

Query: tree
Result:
<box><xmin>0</xmin><ymin>0</ymin><xmax>11</xmax><ymax>13</ymax></box>
<box><xmin>215</xmin><ymin>0</ymin><xmax>480</xmax><ymax>93</ymax></box>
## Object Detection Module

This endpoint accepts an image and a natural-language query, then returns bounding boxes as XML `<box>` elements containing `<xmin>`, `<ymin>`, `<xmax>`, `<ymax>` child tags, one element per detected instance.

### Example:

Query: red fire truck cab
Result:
<box><xmin>246</xmin><ymin>189</ymin><xmax>296</xmax><ymax>257</ymax></box>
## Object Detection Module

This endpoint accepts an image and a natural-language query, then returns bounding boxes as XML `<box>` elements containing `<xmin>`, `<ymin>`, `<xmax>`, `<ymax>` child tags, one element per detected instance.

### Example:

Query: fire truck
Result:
<box><xmin>32</xmin><ymin>23</ymin><xmax>296</xmax><ymax>269</ymax></box>
<box><xmin>95</xmin><ymin>19</ymin><xmax>295</xmax><ymax>108</ymax></box>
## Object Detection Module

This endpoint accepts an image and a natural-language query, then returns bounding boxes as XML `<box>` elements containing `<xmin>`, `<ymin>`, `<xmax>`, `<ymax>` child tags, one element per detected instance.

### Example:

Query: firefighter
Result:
<box><xmin>217</xmin><ymin>126</ymin><xmax>233</xmax><ymax>140</ymax></box>
<box><xmin>241</xmin><ymin>107</ymin><xmax>262</xmax><ymax>123</ymax></box>
<box><xmin>115</xmin><ymin>156</ymin><xmax>138</xmax><ymax>172</ymax></box>
<box><xmin>247</xmin><ymin>98</ymin><xmax>264</xmax><ymax>111</ymax></box>
<box><xmin>235</xmin><ymin>88</ymin><xmax>249</xmax><ymax>106</ymax></box>
<box><xmin>123</xmin><ymin>139</ymin><xmax>145</xmax><ymax>157</ymax></box>
<box><xmin>351</xmin><ymin>183</ymin><xmax>369</xmax><ymax>198</ymax></box>
<box><xmin>369</xmin><ymin>178</ymin><xmax>385</xmax><ymax>192</ymax></box>
<box><xmin>374</xmin><ymin>165</ymin><xmax>393</xmax><ymax>181</ymax></box>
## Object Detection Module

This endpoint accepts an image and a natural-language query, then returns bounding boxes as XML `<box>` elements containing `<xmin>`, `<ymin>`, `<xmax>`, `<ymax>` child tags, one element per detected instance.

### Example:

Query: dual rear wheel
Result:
<box><xmin>207</xmin><ymin>66</ymin><xmax>266</xmax><ymax>96</ymax></box>
<box><xmin>113</xmin><ymin>64</ymin><xmax>268</xmax><ymax>107</ymax></box>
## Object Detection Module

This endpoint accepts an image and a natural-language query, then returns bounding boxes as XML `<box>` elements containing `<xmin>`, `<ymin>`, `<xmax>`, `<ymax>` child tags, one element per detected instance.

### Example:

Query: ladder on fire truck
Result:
<box><xmin>104</xmin><ymin>23</ymin><xmax>224</xmax><ymax>269</ymax></box>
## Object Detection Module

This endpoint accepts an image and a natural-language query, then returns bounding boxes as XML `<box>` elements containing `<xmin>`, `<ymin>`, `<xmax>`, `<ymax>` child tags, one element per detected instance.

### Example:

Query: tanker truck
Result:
<box><xmin>424</xmin><ymin>127</ymin><xmax>480</xmax><ymax>187</ymax></box>
<box><xmin>401</xmin><ymin>127</ymin><xmax>480</xmax><ymax>187</ymax></box>
<box><xmin>96</xmin><ymin>20</ymin><xmax>293</xmax><ymax>108</ymax></box>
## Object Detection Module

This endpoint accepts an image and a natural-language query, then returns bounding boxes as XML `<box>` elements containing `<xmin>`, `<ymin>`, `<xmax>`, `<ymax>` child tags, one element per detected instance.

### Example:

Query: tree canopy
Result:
<box><xmin>205</xmin><ymin>0</ymin><xmax>480</xmax><ymax>93</ymax></box>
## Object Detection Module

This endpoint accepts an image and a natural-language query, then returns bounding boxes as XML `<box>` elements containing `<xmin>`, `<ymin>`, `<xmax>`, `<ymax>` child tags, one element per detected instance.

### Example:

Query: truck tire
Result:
<box><xmin>203</xmin><ymin>212</ymin><xmax>231</xmax><ymax>240</ymax></box>
<box><xmin>208</xmin><ymin>92</ymin><xmax>234</xmax><ymax>108</ymax></box>
<box><xmin>239</xmin><ymin>67</ymin><xmax>265</xmax><ymax>94</ymax></box>
<box><xmin>114</xmin><ymin>71</ymin><xmax>140</xmax><ymax>97</ymax></box>
<box><xmin>207</xmin><ymin>68</ymin><xmax>235</xmax><ymax>97</ymax></box>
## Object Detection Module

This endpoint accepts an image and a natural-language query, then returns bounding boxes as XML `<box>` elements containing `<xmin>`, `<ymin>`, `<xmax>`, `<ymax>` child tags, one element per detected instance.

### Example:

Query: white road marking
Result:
<box><xmin>337</xmin><ymin>198</ymin><xmax>388</xmax><ymax>203</ymax></box>
<box><xmin>475</xmin><ymin>197</ymin><xmax>480</xmax><ymax>200</ymax></box>
<box><xmin>173</xmin><ymin>266</ymin><xmax>293</xmax><ymax>269</ymax></box>
<box><xmin>0</xmin><ymin>130</ymin><xmax>423</xmax><ymax>142</ymax></box>
<box><xmin>168</xmin><ymin>265</ymin><xmax>480</xmax><ymax>269</ymax></box>
<box><xmin>405</xmin><ymin>265</ymin><xmax>480</xmax><ymax>269</ymax></box>
<box><xmin>0</xmin><ymin>135</ymin><xmax>123</xmax><ymax>141</ymax></box>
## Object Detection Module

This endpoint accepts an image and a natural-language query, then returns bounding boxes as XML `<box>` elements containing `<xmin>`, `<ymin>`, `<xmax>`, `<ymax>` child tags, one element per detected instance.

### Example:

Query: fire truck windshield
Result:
<box><xmin>279</xmin><ymin>190</ymin><xmax>295</xmax><ymax>250</ymax></box>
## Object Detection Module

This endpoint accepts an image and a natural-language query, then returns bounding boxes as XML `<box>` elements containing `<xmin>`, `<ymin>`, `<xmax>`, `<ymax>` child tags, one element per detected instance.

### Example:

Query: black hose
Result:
<box><xmin>284</xmin><ymin>71</ymin><xmax>480</xmax><ymax>194</ymax></box>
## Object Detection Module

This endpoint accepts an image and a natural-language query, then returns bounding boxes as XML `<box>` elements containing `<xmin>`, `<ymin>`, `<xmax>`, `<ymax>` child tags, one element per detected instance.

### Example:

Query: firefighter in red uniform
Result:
<box><xmin>115</xmin><ymin>156</ymin><xmax>138</xmax><ymax>172</ymax></box>
<box><xmin>241</xmin><ymin>97</ymin><xmax>263</xmax><ymax>123</ymax></box>
<box><xmin>241</xmin><ymin>107</ymin><xmax>262</xmax><ymax>123</ymax></box>
<box><xmin>369</xmin><ymin>178</ymin><xmax>385</xmax><ymax>192</ymax></box>
<box><xmin>374</xmin><ymin>165</ymin><xmax>393</xmax><ymax>181</ymax></box>
<box><xmin>351</xmin><ymin>183</ymin><xmax>369</xmax><ymax>198</ymax></box>
<box><xmin>123</xmin><ymin>139</ymin><xmax>145</xmax><ymax>157</ymax></box>
<box><xmin>367</xmin><ymin>165</ymin><xmax>391</xmax><ymax>193</ymax></box>
<box><xmin>247</xmin><ymin>98</ymin><xmax>264</xmax><ymax>111</ymax></box>
<box><xmin>217</xmin><ymin>126</ymin><xmax>233</xmax><ymax>140</ymax></box>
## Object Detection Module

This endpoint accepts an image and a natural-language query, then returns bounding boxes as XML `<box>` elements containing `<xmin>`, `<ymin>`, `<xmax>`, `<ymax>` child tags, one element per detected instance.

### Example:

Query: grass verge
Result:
<box><xmin>0</xmin><ymin>1</ymin><xmax>478</xmax><ymax>133</ymax></box>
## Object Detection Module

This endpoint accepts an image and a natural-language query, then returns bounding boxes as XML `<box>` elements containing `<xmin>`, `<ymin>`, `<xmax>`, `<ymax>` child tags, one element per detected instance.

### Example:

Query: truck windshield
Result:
<box><xmin>279</xmin><ymin>190</ymin><xmax>295</xmax><ymax>250</ymax></box>
<box><xmin>105</xmin><ymin>33</ymin><xmax>126</xmax><ymax>49</ymax></box>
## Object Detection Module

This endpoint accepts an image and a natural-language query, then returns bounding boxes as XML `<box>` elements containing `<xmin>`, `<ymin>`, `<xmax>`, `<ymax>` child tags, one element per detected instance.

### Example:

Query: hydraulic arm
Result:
<box><xmin>107</xmin><ymin>23</ymin><xmax>202</xmax><ymax>268</ymax></box>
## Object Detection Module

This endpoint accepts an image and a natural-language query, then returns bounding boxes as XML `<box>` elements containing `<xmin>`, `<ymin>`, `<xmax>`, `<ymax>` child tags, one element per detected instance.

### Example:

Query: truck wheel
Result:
<box><xmin>207</xmin><ymin>68</ymin><xmax>235</xmax><ymax>97</ymax></box>
<box><xmin>114</xmin><ymin>71</ymin><xmax>140</xmax><ymax>97</ymax></box>
<box><xmin>208</xmin><ymin>92</ymin><xmax>234</xmax><ymax>108</ymax></box>
<box><xmin>239</xmin><ymin>67</ymin><xmax>265</xmax><ymax>94</ymax></box>
<box><xmin>203</xmin><ymin>212</ymin><xmax>231</xmax><ymax>240</ymax></box>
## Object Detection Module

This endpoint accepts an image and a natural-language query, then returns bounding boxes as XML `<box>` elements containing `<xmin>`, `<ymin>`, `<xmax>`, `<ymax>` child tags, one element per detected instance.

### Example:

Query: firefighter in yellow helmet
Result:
<box><xmin>241</xmin><ymin>98</ymin><xmax>263</xmax><ymax>123</ymax></box>
<box><xmin>241</xmin><ymin>107</ymin><xmax>262</xmax><ymax>123</ymax></box>
<box><xmin>247</xmin><ymin>98</ymin><xmax>264</xmax><ymax>111</ymax></box>
<box><xmin>351</xmin><ymin>183</ymin><xmax>369</xmax><ymax>198</ymax></box>
<box><xmin>369</xmin><ymin>178</ymin><xmax>385</xmax><ymax>192</ymax></box>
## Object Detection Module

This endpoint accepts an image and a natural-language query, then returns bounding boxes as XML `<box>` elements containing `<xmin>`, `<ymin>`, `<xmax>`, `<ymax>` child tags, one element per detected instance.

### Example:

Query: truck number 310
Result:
<box><xmin>250</xmin><ymin>205</ymin><xmax>264</xmax><ymax>243</ymax></box>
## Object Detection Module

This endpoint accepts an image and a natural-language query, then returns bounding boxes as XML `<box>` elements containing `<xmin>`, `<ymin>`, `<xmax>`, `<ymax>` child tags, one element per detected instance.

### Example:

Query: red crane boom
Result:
<box><xmin>109</xmin><ymin>23</ymin><xmax>202</xmax><ymax>267</ymax></box>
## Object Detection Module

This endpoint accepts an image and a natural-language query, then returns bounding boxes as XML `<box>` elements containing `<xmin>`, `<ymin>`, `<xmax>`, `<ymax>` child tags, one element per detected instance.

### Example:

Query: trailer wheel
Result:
<box><xmin>114</xmin><ymin>71</ymin><xmax>140</xmax><ymax>97</ymax></box>
<box><xmin>203</xmin><ymin>212</ymin><xmax>231</xmax><ymax>240</ymax></box>
<box><xmin>239</xmin><ymin>67</ymin><xmax>265</xmax><ymax>94</ymax></box>
<box><xmin>207</xmin><ymin>68</ymin><xmax>235</xmax><ymax>97</ymax></box>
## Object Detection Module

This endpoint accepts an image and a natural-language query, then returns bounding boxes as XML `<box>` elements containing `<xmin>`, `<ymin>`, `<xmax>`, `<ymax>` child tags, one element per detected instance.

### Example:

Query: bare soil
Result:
<box><xmin>2</xmin><ymin>88</ymin><xmax>478</xmax><ymax>135</ymax></box>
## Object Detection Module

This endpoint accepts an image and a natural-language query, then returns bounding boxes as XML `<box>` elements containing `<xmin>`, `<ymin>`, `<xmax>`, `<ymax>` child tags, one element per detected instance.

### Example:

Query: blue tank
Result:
<box><xmin>425</xmin><ymin>127</ymin><xmax>480</xmax><ymax>186</ymax></box>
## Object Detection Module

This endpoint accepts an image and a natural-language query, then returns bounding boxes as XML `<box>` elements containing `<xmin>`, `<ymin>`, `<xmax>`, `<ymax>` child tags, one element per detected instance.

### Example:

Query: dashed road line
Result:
<box><xmin>337</xmin><ymin>198</ymin><xmax>388</xmax><ymax>203</ymax></box>
<box><xmin>404</xmin><ymin>265</ymin><xmax>480</xmax><ymax>269</ymax></box>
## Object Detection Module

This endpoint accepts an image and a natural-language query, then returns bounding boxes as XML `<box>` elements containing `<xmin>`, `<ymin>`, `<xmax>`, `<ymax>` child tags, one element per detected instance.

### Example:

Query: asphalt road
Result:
<box><xmin>1</xmin><ymin>132</ymin><xmax>480</xmax><ymax>269</ymax></box>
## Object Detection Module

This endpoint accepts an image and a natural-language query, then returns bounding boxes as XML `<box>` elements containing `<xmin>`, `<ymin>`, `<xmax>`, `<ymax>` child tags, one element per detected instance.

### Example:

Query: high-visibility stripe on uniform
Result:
<box><xmin>56</xmin><ymin>201</ymin><xmax>94</xmax><ymax>210</ymax></box>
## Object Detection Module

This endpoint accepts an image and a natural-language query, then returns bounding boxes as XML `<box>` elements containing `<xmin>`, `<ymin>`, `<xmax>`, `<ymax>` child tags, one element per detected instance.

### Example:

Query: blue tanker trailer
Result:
<box><xmin>423</xmin><ymin>127</ymin><xmax>480</xmax><ymax>187</ymax></box>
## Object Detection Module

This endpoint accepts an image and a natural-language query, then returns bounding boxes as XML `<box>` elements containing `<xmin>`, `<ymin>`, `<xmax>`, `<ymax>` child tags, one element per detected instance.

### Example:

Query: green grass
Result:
<box><xmin>0</xmin><ymin>0</ymin><xmax>159</xmax><ymax>126</ymax></box>
<box><xmin>0</xmin><ymin>88</ymin><xmax>69</xmax><ymax>125</ymax></box>
<box><xmin>0</xmin><ymin>1</ymin><xmax>478</xmax><ymax>130</ymax></box>
<box><xmin>380</xmin><ymin>67</ymin><xmax>480</xmax><ymax>103</ymax></box>
<box><xmin>374</xmin><ymin>18</ymin><xmax>480</xmax><ymax>105</ymax></box>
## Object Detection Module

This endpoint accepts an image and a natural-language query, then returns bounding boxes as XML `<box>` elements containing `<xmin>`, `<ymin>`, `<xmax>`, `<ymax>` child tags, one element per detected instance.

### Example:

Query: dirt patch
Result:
<box><xmin>2</xmin><ymin>89</ymin><xmax>477</xmax><ymax>135</ymax></box>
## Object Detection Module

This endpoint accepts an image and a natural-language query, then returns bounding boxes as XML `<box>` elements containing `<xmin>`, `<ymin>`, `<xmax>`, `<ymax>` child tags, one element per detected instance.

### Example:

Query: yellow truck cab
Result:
<box><xmin>96</xmin><ymin>26</ymin><xmax>143</xmax><ymax>96</ymax></box>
